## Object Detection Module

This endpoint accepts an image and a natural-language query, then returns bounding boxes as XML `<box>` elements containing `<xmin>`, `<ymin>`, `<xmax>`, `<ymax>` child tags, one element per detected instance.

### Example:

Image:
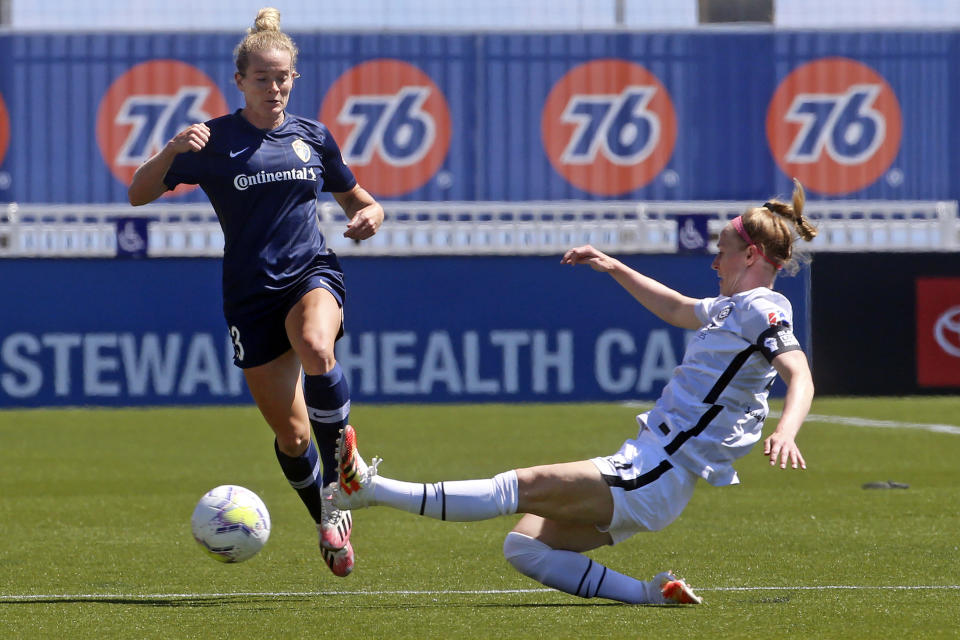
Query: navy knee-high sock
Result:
<box><xmin>274</xmin><ymin>439</ymin><xmax>324</xmax><ymax>523</ymax></box>
<box><xmin>303</xmin><ymin>362</ymin><xmax>350</xmax><ymax>488</ymax></box>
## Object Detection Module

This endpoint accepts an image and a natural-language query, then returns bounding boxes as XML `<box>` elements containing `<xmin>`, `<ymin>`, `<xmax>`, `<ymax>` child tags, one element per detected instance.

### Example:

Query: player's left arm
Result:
<box><xmin>334</xmin><ymin>184</ymin><xmax>384</xmax><ymax>240</ymax></box>
<box><xmin>764</xmin><ymin>349</ymin><xmax>814</xmax><ymax>470</ymax></box>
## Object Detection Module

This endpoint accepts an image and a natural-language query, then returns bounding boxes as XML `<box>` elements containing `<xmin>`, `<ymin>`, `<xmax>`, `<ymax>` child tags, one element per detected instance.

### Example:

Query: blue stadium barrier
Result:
<box><xmin>0</xmin><ymin>255</ymin><xmax>809</xmax><ymax>407</ymax></box>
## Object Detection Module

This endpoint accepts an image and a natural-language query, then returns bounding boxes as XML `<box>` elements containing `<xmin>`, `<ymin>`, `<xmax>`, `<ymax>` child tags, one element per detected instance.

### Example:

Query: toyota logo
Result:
<box><xmin>933</xmin><ymin>306</ymin><xmax>960</xmax><ymax>357</ymax></box>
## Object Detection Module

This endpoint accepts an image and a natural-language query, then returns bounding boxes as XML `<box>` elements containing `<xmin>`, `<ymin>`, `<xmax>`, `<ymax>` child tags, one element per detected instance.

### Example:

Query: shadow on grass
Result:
<box><xmin>2</xmin><ymin>597</ymin><xmax>708</xmax><ymax>610</ymax></box>
<box><xmin>347</xmin><ymin>601</ymin><xmax>702</xmax><ymax>610</ymax></box>
<box><xmin>2</xmin><ymin>593</ymin><xmax>785</xmax><ymax>608</ymax></box>
<box><xmin>0</xmin><ymin>596</ymin><xmax>314</xmax><ymax>608</ymax></box>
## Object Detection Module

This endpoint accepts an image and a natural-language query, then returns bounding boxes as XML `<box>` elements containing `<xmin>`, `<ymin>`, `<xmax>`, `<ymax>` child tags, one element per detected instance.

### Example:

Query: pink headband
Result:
<box><xmin>731</xmin><ymin>215</ymin><xmax>781</xmax><ymax>270</ymax></box>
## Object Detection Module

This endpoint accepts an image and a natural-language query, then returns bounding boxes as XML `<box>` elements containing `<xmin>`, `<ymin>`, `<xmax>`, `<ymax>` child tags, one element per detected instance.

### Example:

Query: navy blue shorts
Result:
<box><xmin>225</xmin><ymin>252</ymin><xmax>346</xmax><ymax>369</ymax></box>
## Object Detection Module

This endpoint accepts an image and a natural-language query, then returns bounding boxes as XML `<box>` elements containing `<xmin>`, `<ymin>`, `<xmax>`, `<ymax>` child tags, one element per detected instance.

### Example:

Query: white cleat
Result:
<box><xmin>318</xmin><ymin>484</ymin><xmax>352</xmax><ymax>551</ymax></box>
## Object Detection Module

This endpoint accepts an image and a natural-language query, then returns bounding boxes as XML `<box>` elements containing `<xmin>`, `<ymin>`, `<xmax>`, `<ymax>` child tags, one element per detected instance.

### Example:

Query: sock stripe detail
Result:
<box><xmin>439</xmin><ymin>482</ymin><xmax>446</xmax><ymax>521</ymax></box>
<box><xmin>307</xmin><ymin>401</ymin><xmax>351</xmax><ymax>423</ymax></box>
<box><xmin>419</xmin><ymin>485</ymin><xmax>428</xmax><ymax>516</ymax></box>
<box><xmin>288</xmin><ymin>453</ymin><xmax>321</xmax><ymax>489</ymax></box>
<box><xmin>593</xmin><ymin>566</ymin><xmax>608</xmax><ymax>598</ymax></box>
<box><xmin>575</xmin><ymin>559</ymin><xmax>593</xmax><ymax>597</ymax></box>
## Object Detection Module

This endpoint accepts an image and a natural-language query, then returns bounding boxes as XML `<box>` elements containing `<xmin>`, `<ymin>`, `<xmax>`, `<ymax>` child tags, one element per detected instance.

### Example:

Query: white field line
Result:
<box><xmin>622</xmin><ymin>403</ymin><xmax>960</xmax><ymax>436</ymax></box>
<box><xmin>2</xmin><ymin>585</ymin><xmax>960</xmax><ymax>602</ymax></box>
<box><xmin>800</xmin><ymin>413</ymin><xmax>960</xmax><ymax>435</ymax></box>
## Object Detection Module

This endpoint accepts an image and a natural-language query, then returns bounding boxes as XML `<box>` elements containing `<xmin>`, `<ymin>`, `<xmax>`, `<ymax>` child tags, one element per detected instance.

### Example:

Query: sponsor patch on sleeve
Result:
<box><xmin>766</xmin><ymin>310</ymin><xmax>790</xmax><ymax>326</ymax></box>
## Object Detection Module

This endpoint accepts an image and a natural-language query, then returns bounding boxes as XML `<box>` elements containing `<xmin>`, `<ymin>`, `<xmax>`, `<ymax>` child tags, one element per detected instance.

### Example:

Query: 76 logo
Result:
<box><xmin>114</xmin><ymin>88</ymin><xmax>213</xmax><ymax>166</ymax></box>
<box><xmin>338</xmin><ymin>87</ymin><xmax>436</xmax><ymax>167</ymax></box>
<box><xmin>561</xmin><ymin>86</ymin><xmax>661</xmax><ymax>165</ymax></box>
<box><xmin>784</xmin><ymin>84</ymin><xmax>885</xmax><ymax>165</ymax></box>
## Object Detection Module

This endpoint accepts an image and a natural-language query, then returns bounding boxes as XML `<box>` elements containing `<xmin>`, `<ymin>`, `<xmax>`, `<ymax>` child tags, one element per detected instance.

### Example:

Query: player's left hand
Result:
<box><xmin>560</xmin><ymin>244</ymin><xmax>619</xmax><ymax>272</ymax></box>
<box><xmin>763</xmin><ymin>431</ymin><xmax>806</xmax><ymax>470</ymax></box>
<box><xmin>344</xmin><ymin>205</ymin><xmax>383</xmax><ymax>240</ymax></box>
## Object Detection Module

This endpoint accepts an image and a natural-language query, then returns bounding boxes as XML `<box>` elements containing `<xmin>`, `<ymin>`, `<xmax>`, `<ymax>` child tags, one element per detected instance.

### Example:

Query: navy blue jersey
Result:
<box><xmin>164</xmin><ymin>110</ymin><xmax>357</xmax><ymax>314</ymax></box>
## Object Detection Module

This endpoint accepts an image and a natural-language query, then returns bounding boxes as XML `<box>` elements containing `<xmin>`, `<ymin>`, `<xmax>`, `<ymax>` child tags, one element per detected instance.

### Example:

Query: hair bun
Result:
<box><xmin>252</xmin><ymin>7</ymin><xmax>281</xmax><ymax>34</ymax></box>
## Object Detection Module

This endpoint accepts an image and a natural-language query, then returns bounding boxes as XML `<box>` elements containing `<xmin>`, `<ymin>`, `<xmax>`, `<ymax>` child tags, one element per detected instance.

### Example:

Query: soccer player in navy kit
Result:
<box><xmin>128</xmin><ymin>8</ymin><xmax>383</xmax><ymax>577</ymax></box>
<box><xmin>331</xmin><ymin>180</ymin><xmax>817</xmax><ymax>604</ymax></box>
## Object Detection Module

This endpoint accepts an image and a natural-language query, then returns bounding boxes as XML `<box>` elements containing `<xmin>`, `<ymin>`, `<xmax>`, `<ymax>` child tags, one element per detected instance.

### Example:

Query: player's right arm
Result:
<box><xmin>128</xmin><ymin>123</ymin><xmax>210</xmax><ymax>206</ymax></box>
<box><xmin>561</xmin><ymin>244</ymin><xmax>701</xmax><ymax>329</ymax></box>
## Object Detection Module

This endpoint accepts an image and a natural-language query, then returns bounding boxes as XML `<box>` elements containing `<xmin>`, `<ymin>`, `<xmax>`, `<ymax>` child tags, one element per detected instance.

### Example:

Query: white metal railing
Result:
<box><xmin>0</xmin><ymin>200</ymin><xmax>957</xmax><ymax>258</ymax></box>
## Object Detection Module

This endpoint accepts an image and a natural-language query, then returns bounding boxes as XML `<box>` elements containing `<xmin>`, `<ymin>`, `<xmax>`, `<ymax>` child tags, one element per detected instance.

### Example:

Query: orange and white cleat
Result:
<box><xmin>333</xmin><ymin>425</ymin><xmax>380</xmax><ymax>509</ymax></box>
<box><xmin>658</xmin><ymin>571</ymin><xmax>703</xmax><ymax>605</ymax></box>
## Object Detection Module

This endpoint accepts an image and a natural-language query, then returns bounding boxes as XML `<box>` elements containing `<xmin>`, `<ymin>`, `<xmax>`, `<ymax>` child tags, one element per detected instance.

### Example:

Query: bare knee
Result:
<box><xmin>297</xmin><ymin>330</ymin><xmax>336</xmax><ymax>374</ymax></box>
<box><xmin>274</xmin><ymin>425</ymin><xmax>311</xmax><ymax>456</ymax></box>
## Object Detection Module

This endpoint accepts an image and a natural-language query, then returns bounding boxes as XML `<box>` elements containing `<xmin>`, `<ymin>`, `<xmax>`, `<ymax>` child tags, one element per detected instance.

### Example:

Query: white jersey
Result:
<box><xmin>638</xmin><ymin>287</ymin><xmax>802</xmax><ymax>487</ymax></box>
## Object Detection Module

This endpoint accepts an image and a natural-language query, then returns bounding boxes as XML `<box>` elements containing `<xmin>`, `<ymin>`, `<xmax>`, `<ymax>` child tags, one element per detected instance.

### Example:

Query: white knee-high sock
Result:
<box><xmin>369</xmin><ymin>470</ymin><xmax>519</xmax><ymax>521</ymax></box>
<box><xmin>502</xmin><ymin>532</ymin><xmax>662</xmax><ymax>604</ymax></box>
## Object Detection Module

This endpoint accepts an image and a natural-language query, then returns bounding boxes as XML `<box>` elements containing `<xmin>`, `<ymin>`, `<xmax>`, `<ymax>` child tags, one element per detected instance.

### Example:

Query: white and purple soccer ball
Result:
<box><xmin>191</xmin><ymin>485</ymin><xmax>271</xmax><ymax>563</ymax></box>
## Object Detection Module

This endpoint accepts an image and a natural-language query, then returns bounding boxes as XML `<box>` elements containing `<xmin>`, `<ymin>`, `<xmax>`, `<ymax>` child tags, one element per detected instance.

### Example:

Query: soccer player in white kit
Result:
<box><xmin>333</xmin><ymin>180</ymin><xmax>817</xmax><ymax>605</ymax></box>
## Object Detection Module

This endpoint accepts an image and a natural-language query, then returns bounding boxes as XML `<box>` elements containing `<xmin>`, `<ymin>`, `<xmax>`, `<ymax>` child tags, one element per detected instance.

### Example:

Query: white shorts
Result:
<box><xmin>590</xmin><ymin>426</ymin><xmax>697</xmax><ymax>545</ymax></box>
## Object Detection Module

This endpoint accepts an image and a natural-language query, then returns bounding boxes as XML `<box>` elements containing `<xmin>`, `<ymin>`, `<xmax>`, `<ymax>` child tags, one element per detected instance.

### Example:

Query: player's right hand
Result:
<box><xmin>168</xmin><ymin>123</ymin><xmax>210</xmax><ymax>154</ymax></box>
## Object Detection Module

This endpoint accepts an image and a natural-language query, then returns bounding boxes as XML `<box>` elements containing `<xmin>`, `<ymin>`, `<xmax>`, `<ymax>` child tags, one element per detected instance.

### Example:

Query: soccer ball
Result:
<box><xmin>191</xmin><ymin>485</ymin><xmax>271</xmax><ymax>563</ymax></box>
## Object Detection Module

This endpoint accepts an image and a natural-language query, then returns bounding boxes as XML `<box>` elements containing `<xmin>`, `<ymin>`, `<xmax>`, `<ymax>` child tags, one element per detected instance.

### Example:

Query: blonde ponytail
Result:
<box><xmin>741</xmin><ymin>178</ymin><xmax>818</xmax><ymax>275</ymax></box>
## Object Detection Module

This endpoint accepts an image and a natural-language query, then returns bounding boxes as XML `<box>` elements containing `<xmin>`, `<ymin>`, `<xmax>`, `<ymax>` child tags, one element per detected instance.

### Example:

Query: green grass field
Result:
<box><xmin>1</xmin><ymin>397</ymin><xmax>959</xmax><ymax>638</ymax></box>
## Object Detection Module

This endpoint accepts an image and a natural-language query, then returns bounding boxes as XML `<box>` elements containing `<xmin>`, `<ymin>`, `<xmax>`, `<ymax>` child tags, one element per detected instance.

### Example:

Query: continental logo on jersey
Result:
<box><xmin>233</xmin><ymin>167</ymin><xmax>317</xmax><ymax>191</ymax></box>
<box><xmin>292</xmin><ymin>139</ymin><xmax>311</xmax><ymax>163</ymax></box>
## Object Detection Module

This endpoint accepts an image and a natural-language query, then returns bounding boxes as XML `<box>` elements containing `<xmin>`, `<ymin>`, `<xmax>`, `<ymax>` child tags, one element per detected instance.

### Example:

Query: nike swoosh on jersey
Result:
<box><xmin>229</xmin><ymin>147</ymin><xmax>249</xmax><ymax>158</ymax></box>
